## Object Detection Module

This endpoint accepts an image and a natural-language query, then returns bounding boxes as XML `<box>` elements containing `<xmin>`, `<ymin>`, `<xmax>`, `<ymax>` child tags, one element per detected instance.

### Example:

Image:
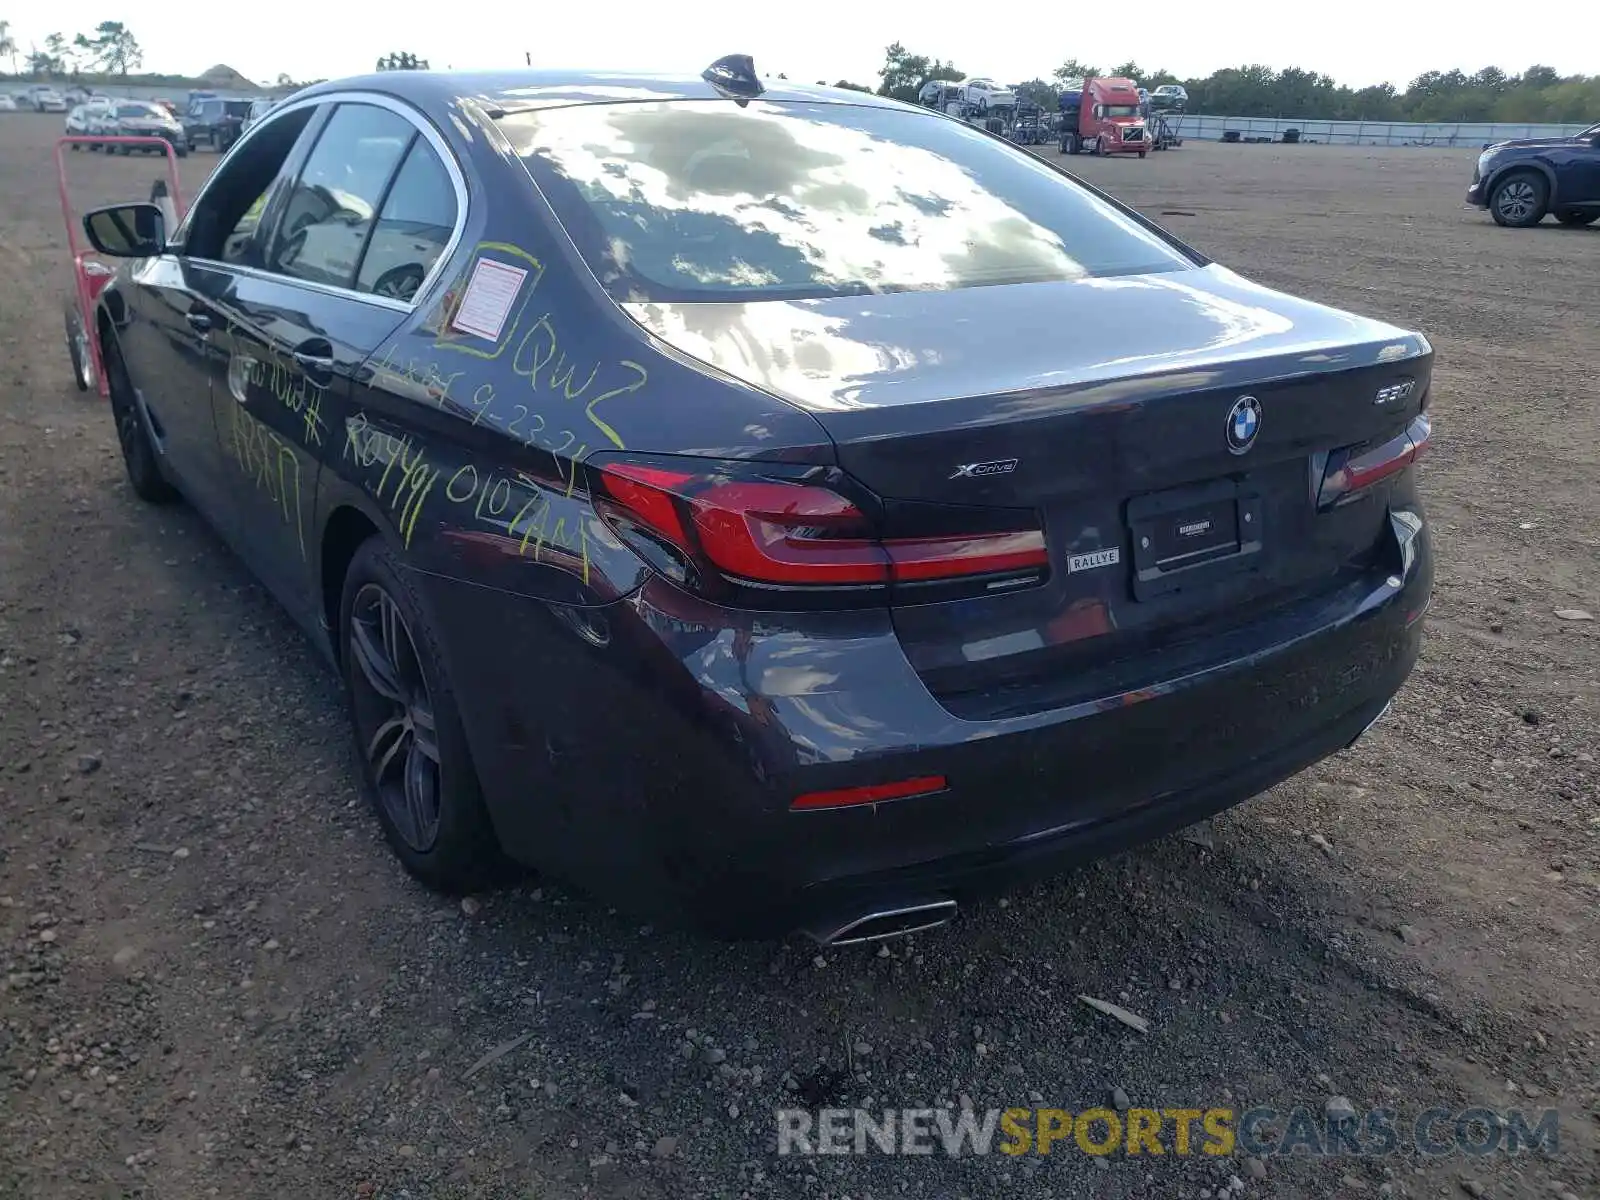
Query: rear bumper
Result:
<box><xmin>427</xmin><ymin>508</ymin><xmax>1432</xmax><ymax>940</ymax></box>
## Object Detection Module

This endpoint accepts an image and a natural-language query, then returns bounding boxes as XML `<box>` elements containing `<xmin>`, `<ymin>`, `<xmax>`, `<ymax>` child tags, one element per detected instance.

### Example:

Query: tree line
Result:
<box><xmin>0</xmin><ymin>18</ymin><xmax>143</xmax><ymax>76</ymax></box>
<box><xmin>871</xmin><ymin>43</ymin><xmax>1600</xmax><ymax>124</ymax></box>
<box><xmin>375</xmin><ymin>52</ymin><xmax>429</xmax><ymax>72</ymax></box>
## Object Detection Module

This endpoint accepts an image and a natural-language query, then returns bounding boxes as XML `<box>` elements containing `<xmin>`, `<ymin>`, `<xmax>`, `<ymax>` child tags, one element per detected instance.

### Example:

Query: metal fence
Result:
<box><xmin>1175</xmin><ymin>113</ymin><xmax>1591</xmax><ymax>147</ymax></box>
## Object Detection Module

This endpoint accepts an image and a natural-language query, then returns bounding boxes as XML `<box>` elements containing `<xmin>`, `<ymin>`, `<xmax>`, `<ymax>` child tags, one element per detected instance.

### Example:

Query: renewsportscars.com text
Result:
<box><xmin>776</xmin><ymin>1106</ymin><xmax>1561</xmax><ymax>1158</ymax></box>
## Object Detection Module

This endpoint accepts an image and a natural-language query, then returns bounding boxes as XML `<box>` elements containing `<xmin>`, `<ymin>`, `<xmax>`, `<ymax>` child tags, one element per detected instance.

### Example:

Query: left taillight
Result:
<box><xmin>592</xmin><ymin>458</ymin><xmax>1049</xmax><ymax>608</ymax></box>
<box><xmin>1317</xmin><ymin>414</ymin><xmax>1432</xmax><ymax>511</ymax></box>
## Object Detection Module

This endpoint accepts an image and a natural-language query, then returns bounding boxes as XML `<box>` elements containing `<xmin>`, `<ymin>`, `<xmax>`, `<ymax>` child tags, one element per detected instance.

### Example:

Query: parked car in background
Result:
<box><xmin>26</xmin><ymin>86</ymin><xmax>68</xmax><ymax>112</ymax></box>
<box><xmin>1467</xmin><ymin>121</ymin><xmax>1600</xmax><ymax>227</ymax></box>
<box><xmin>182</xmin><ymin>95</ymin><xmax>252</xmax><ymax>151</ymax></box>
<box><xmin>105</xmin><ymin>100</ymin><xmax>188</xmax><ymax>155</ymax></box>
<box><xmin>0</xmin><ymin>94</ymin><xmax>17</xmax><ymax>113</ymax></box>
<box><xmin>64</xmin><ymin>104</ymin><xmax>93</xmax><ymax>138</ymax></box>
<box><xmin>958</xmin><ymin>78</ymin><xmax>1016</xmax><ymax>113</ymax></box>
<box><xmin>243</xmin><ymin>97</ymin><xmax>277</xmax><ymax>130</ymax></box>
<box><xmin>77</xmin><ymin>95</ymin><xmax>118</xmax><ymax>137</ymax></box>
<box><xmin>79</xmin><ymin>60</ymin><xmax>1434</xmax><ymax>943</ymax></box>
<box><xmin>1150</xmin><ymin>84</ymin><xmax>1189</xmax><ymax>112</ymax></box>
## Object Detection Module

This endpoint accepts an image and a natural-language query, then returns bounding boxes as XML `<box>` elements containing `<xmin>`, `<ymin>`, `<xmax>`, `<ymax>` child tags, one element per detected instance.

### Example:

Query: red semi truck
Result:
<box><xmin>1057</xmin><ymin>77</ymin><xmax>1149</xmax><ymax>158</ymax></box>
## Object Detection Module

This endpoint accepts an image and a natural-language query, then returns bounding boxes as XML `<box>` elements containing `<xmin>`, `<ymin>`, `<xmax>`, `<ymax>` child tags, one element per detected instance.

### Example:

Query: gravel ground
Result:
<box><xmin>1</xmin><ymin>117</ymin><xmax>1596</xmax><ymax>1200</ymax></box>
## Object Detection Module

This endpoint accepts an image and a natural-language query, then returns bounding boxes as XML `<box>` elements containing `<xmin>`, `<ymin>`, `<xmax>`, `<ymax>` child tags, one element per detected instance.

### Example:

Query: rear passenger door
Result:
<box><xmin>208</xmin><ymin>99</ymin><xmax>462</xmax><ymax>622</ymax></box>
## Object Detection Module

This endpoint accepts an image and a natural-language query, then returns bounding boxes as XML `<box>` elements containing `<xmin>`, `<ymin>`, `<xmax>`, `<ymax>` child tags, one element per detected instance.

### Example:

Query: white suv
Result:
<box><xmin>28</xmin><ymin>86</ymin><xmax>68</xmax><ymax>113</ymax></box>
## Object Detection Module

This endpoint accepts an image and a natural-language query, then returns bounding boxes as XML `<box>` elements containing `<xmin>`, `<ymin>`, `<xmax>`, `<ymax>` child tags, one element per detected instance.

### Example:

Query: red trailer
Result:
<box><xmin>56</xmin><ymin>134</ymin><xmax>187</xmax><ymax>397</ymax></box>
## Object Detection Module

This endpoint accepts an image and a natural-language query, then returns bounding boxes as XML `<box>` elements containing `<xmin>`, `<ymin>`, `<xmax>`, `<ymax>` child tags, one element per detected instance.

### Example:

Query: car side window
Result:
<box><xmin>266</xmin><ymin>102</ymin><xmax>415</xmax><ymax>291</ymax></box>
<box><xmin>180</xmin><ymin>105</ymin><xmax>317</xmax><ymax>266</ymax></box>
<box><xmin>353</xmin><ymin>138</ymin><xmax>458</xmax><ymax>302</ymax></box>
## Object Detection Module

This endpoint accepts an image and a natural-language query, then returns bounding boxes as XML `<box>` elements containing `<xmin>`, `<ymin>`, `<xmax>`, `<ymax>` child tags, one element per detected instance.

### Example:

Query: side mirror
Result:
<box><xmin>83</xmin><ymin>202</ymin><xmax>166</xmax><ymax>258</ymax></box>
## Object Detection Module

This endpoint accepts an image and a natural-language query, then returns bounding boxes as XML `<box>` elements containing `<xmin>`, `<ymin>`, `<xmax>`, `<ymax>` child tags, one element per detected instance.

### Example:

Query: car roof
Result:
<box><xmin>292</xmin><ymin>68</ymin><xmax>913</xmax><ymax>118</ymax></box>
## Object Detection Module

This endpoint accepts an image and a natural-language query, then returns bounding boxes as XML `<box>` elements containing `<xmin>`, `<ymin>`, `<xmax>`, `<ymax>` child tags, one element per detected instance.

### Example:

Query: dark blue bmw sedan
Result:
<box><xmin>81</xmin><ymin>56</ymin><xmax>1434</xmax><ymax>943</ymax></box>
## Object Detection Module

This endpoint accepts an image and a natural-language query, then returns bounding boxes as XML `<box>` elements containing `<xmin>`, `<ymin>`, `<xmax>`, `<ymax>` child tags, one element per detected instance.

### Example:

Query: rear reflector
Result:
<box><xmin>1318</xmin><ymin>414</ymin><xmax>1432</xmax><ymax>510</ymax></box>
<box><xmin>593</xmin><ymin>459</ymin><xmax>1048</xmax><ymax>605</ymax></box>
<box><xmin>790</xmin><ymin>775</ymin><xmax>948</xmax><ymax>811</ymax></box>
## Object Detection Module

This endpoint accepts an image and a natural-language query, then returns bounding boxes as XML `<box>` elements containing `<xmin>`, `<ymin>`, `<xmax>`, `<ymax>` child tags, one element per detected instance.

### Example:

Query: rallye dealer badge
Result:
<box><xmin>1068</xmin><ymin>547</ymin><xmax>1121</xmax><ymax>574</ymax></box>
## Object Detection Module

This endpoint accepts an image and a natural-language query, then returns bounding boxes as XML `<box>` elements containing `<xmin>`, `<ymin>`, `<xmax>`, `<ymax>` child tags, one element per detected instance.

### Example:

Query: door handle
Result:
<box><xmin>292</xmin><ymin>350</ymin><xmax>334</xmax><ymax>371</ymax></box>
<box><xmin>185</xmin><ymin>311</ymin><xmax>212</xmax><ymax>333</ymax></box>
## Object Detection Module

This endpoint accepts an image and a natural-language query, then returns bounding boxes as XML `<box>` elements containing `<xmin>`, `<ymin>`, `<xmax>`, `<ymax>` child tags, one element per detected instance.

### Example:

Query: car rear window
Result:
<box><xmin>498</xmin><ymin>99</ymin><xmax>1195</xmax><ymax>303</ymax></box>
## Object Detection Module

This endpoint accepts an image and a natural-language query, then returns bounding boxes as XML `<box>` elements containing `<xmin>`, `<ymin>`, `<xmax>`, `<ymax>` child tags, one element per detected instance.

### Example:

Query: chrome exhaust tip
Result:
<box><xmin>807</xmin><ymin>899</ymin><xmax>958</xmax><ymax>947</ymax></box>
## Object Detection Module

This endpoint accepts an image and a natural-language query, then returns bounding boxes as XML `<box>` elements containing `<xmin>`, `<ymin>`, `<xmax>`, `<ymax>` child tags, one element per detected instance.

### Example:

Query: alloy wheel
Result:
<box><xmin>1495</xmin><ymin>179</ymin><xmax>1538</xmax><ymax>223</ymax></box>
<box><xmin>66</xmin><ymin>312</ymin><xmax>94</xmax><ymax>392</ymax></box>
<box><xmin>372</xmin><ymin>265</ymin><xmax>424</xmax><ymax>302</ymax></box>
<box><xmin>348</xmin><ymin>583</ymin><xmax>442</xmax><ymax>853</ymax></box>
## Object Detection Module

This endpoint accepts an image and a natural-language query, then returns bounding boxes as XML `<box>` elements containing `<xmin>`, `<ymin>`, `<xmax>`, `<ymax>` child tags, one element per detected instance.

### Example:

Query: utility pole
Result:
<box><xmin>525</xmin><ymin>51</ymin><xmax>531</xmax><ymax>66</ymax></box>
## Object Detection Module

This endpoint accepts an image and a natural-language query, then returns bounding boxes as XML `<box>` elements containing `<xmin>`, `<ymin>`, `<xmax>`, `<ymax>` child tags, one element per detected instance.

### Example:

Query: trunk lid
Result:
<box><xmin>623</xmin><ymin>265</ymin><xmax>1432</xmax><ymax>714</ymax></box>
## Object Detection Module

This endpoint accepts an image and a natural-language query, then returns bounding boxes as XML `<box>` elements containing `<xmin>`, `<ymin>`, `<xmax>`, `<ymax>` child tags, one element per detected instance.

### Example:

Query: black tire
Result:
<box><xmin>102</xmin><ymin>333</ymin><xmax>178</xmax><ymax>504</ymax></box>
<box><xmin>1555</xmin><ymin>209</ymin><xmax>1598</xmax><ymax>227</ymax></box>
<box><xmin>1489</xmin><ymin>171</ymin><xmax>1548</xmax><ymax>228</ymax></box>
<box><xmin>371</xmin><ymin>263</ymin><xmax>425</xmax><ymax>302</ymax></box>
<box><xmin>338</xmin><ymin>536</ymin><xmax>509</xmax><ymax>893</ymax></box>
<box><xmin>1139</xmin><ymin>150</ymin><xmax>1147</xmax><ymax>158</ymax></box>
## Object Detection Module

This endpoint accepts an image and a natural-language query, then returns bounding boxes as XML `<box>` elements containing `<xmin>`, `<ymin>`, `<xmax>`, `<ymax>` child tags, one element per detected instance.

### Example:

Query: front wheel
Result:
<box><xmin>1139</xmin><ymin>150</ymin><xmax>1147</xmax><ymax>158</ymax></box>
<box><xmin>340</xmin><ymin>538</ymin><xmax>509</xmax><ymax>893</ymax></box>
<box><xmin>103</xmin><ymin>334</ymin><xmax>178</xmax><ymax>504</ymax></box>
<box><xmin>1555</xmin><ymin>209</ymin><xmax>1598</xmax><ymax>227</ymax></box>
<box><xmin>1489</xmin><ymin>171</ymin><xmax>1548</xmax><ymax>227</ymax></box>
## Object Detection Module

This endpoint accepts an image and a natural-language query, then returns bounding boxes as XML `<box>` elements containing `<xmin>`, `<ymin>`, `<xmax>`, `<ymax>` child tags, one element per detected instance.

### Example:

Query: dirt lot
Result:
<box><xmin>1</xmin><ymin>115</ymin><xmax>1596</xmax><ymax>1200</ymax></box>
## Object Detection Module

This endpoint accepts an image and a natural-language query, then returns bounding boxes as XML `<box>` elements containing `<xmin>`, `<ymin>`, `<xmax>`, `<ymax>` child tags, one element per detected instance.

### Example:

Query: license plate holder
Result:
<box><xmin>1126</xmin><ymin>478</ymin><xmax>1264</xmax><ymax>600</ymax></box>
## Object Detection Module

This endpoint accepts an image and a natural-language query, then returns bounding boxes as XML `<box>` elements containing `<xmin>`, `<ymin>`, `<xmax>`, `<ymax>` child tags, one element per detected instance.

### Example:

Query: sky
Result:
<box><xmin>4</xmin><ymin>1</ymin><xmax>1593</xmax><ymax>91</ymax></box>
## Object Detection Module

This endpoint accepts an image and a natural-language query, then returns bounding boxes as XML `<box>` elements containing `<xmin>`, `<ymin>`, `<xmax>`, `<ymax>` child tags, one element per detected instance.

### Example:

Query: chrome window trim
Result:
<box><xmin>172</xmin><ymin>89</ymin><xmax>470</xmax><ymax>314</ymax></box>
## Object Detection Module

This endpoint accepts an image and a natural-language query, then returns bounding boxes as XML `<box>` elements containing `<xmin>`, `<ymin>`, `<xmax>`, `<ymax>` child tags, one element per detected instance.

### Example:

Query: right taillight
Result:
<box><xmin>592</xmin><ymin>458</ymin><xmax>1049</xmax><ymax>607</ymax></box>
<box><xmin>1317</xmin><ymin>414</ymin><xmax>1432</xmax><ymax>511</ymax></box>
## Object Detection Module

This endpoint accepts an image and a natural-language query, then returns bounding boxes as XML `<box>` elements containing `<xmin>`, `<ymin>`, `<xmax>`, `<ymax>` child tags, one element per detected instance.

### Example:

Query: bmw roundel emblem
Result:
<box><xmin>1226</xmin><ymin>395</ymin><xmax>1263</xmax><ymax>455</ymax></box>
